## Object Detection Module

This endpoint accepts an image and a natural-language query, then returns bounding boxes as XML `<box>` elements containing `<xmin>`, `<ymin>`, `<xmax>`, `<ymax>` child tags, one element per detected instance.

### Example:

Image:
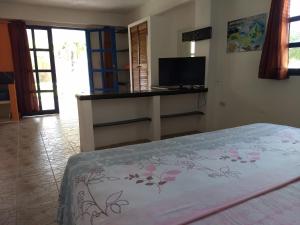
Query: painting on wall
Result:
<box><xmin>227</xmin><ymin>14</ymin><xmax>267</xmax><ymax>53</ymax></box>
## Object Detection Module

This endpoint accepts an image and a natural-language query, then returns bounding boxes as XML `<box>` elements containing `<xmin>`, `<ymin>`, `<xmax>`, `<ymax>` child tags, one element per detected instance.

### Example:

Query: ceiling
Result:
<box><xmin>0</xmin><ymin>0</ymin><xmax>149</xmax><ymax>13</ymax></box>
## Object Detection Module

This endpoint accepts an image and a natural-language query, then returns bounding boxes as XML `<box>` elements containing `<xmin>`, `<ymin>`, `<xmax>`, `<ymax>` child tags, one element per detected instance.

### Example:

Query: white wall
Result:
<box><xmin>128</xmin><ymin>0</ymin><xmax>211</xmax><ymax>131</ymax></box>
<box><xmin>194</xmin><ymin>0</ymin><xmax>211</xmax><ymax>89</ymax></box>
<box><xmin>150</xmin><ymin>2</ymin><xmax>196</xmax><ymax>85</ymax></box>
<box><xmin>207</xmin><ymin>0</ymin><xmax>300</xmax><ymax>130</ymax></box>
<box><xmin>129</xmin><ymin>0</ymin><xmax>300</xmax><ymax>131</ymax></box>
<box><xmin>128</xmin><ymin>0</ymin><xmax>212</xmax><ymax>87</ymax></box>
<box><xmin>0</xmin><ymin>2</ymin><xmax>127</xmax><ymax>27</ymax></box>
<box><xmin>127</xmin><ymin>0</ymin><xmax>193</xmax><ymax>23</ymax></box>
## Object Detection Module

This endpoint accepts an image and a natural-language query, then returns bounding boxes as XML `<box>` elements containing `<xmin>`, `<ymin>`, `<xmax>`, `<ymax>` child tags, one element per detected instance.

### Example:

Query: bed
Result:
<box><xmin>58</xmin><ymin>123</ymin><xmax>300</xmax><ymax>225</ymax></box>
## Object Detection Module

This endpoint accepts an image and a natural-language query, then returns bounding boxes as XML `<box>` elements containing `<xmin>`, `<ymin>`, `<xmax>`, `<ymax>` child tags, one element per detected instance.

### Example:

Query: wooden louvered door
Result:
<box><xmin>130</xmin><ymin>26</ymin><xmax>140</xmax><ymax>91</ymax></box>
<box><xmin>130</xmin><ymin>22</ymin><xmax>148</xmax><ymax>91</ymax></box>
<box><xmin>138</xmin><ymin>22</ymin><xmax>148</xmax><ymax>91</ymax></box>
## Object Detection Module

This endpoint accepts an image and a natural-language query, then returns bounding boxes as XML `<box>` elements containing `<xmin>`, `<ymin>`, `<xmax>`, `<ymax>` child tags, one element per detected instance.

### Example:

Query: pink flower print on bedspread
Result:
<box><xmin>220</xmin><ymin>149</ymin><xmax>261</xmax><ymax>164</ymax></box>
<box><xmin>247</xmin><ymin>151</ymin><xmax>261</xmax><ymax>162</ymax></box>
<box><xmin>280</xmin><ymin>131</ymin><xmax>300</xmax><ymax>144</ymax></box>
<box><xmin>175</xmin><ymin>159</ymin><xmax>197</xmax><ymax>170</ymax></box>
<box><xmin>124</xmin><ymin>164</ymin><xmax>181</xmax><ymax>193</ymax></box>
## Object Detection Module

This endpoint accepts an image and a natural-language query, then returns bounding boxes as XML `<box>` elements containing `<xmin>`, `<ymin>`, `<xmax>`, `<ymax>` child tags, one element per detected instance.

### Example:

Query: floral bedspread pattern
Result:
<box><xmin>58</xmin><ymin>123</ymin><xmax>300</xmax><ymax>225</ymax></box>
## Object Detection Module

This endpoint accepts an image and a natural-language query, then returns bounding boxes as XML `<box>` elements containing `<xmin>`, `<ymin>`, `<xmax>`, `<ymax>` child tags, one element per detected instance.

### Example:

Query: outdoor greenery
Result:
<box><xmin>289</xmin><ymin>25</ymin><xmax>300</xmax><ymax>66</ymax></box>
<box><xmin>59</xmin><ymin>41</ymin><xmax>86</xmax><ymax>69</ymax></box>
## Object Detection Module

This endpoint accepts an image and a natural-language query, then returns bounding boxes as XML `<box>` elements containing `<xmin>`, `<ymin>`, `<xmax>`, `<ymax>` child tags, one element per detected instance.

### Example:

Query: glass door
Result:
<box><xmin>86</xmin><ymin>27</ymin><xmax>119</xmax><ymax>92</ymax></box>
<box><xmin>26</xmin><ymin>26</ymin><xmax>59</xmax><ymax>114</ymax></box>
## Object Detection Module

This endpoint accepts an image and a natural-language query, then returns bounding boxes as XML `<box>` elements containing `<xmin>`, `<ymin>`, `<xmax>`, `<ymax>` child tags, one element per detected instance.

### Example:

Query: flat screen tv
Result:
<box><xmin>159</xmin><ymin>57</ymin><xmax>205</xmax><ymax>87</ymax></box>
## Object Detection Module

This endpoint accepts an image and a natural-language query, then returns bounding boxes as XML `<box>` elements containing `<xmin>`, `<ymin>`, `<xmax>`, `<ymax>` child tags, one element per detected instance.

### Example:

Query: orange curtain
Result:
<box><xmin>259</xmin><ymin>0</ymin><xmax>290</xmax><ymax>80</ymax></box>
<box><xmin>0</xmin><ymin>21</ymin><xmax>14</xmax><ymax>72</ymax></box>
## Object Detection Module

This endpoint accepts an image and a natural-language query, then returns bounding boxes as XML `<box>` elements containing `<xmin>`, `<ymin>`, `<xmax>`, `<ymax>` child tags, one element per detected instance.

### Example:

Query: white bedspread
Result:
<box><xmin>58</xmin><ymin>123</ymin><xmax>300</xmax><ymax>225</ymax></box>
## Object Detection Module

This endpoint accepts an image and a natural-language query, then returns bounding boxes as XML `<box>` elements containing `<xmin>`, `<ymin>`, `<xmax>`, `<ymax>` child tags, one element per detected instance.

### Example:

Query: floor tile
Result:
<box><xmin>17</xmin><ymin>182</ymin><xmax>58</xmax><ymax>208</ymax></box>
<box><xmin>0</xmin><ymin>115</ymin><xmax>80</xmax><ymax>225</ymax></box>
<box><xmin>0</xmin><ymin>208</ymin><xmax>16</xmax><ymax>225</ymax></box>
<box><xmin>0</xmin><ymin>188</ymin><xmax>16</xmax><ymax>210</ymax></box>
<box><xmin>17</xmin><ymin>201</ymin><xmax>58</xmax><ymax>225</ymax></box>
<box><xmin>0</xmin><ymin>167</ymin><xmax>17</xmax><ymax>181</ymax></box>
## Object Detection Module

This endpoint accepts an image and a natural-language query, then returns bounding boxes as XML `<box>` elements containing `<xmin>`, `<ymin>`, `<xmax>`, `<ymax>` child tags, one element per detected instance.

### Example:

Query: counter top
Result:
<box><xmin>76</xmin><ymin>88</ymin><xmax>208</xmax><ymax>100</ymax></box>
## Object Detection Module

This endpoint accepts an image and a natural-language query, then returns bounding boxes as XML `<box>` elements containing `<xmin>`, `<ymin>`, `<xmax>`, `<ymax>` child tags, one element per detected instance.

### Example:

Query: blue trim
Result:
<box><xmin>91</xmin><ymin>49</ymin><xmax>113</xmax><ymax>52</ymax></box>
<box><xmin>86</xmin><ymin>26</ymin><xmax>120</xmax><ymax>92</ymax></box>
<box><xmin>89</xmin><ymin>29</ymin><xmax>104</xmax><ymax>33</ymax></box>
<box><xmin>289</xmin><ymin>16</ymin><xmax>300</xmax><ymax>22</ymax></box>
<box><xmin>111</xmin><ymin>27</ymin><xmax>119</xmax><ymax>92</ymax></box>
<box><xmin>288</xmin><ymin>42</ymin><xmax>300</xmax><ymax>48</ymax></box>
<box><xmin>94</xmin><ymin>88</ymin><xmax>116</xmax><ymax>91</ymax></box>
<box><xmin>93</xmin><ymin>69</ymin><xmax>113</xmax><ymax>73</ymax></box>
<box><xmin>98</xmin><ymin>29</ymin><xmax>105</xmax><ymax>91</ymax></box>
<box><xmin>288</xmin><ymin>69</ymin><xmax>300</xmax><ymax>76</ymax></box>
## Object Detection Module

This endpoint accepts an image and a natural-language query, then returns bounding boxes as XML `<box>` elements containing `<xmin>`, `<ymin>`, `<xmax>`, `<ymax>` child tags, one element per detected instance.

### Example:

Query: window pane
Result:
<box><xmin>289</xmin><ymin>48</ymin><xmax>300</xmax><ymax>68</ymax></box>
<box><xmin>290</xmin><ymin>21</ymin><xmax>300</xmax><ymax>43</ymax></box>
<box><xmin>90</xmin><ymin>32</ymin><xmax>100</xmax><ymax>49</ymax></box>
<box><xmin>37</xmin><ymin>51</ymin><xmax>51</xmax><ymax>70</ymax></box>
<box><xmin>290</xmin><ymin>0</ymin><xmax>300</xmax><ymax>17</ymax></box>
<box><xmin>34</xmin><ymin>30</ymin><xmax>49</xmax><ymax>49</ymax></box>
<box><xmin>93</xmin><ymin>72</ymin><xmax>103</xmax><ymax>89</ymax></box>
<box><xmin>92</xmin><ymin>52</ymin><xmax>102</xmax><ymax>69</ymax></box>
<box><xmin>30</xmin><ymin>51</ymin><xmax>35</xmax><ymax>70</ymax></box>
<box><xmin>41</xmin><ymin>93</ymin><xmax>55</xmax><ymax>110</ymax></box>
<box><xmin>190</xmin><ymin>41</ymin><xmax>196</xmax><ymax>57</ymax></box>
<box><xmin>39</xmin><ymin>72</ymin><xmax>53</xmax><ymax>90</ymax></box>
<box><xmin>26</xmin><ymin>29</ymin><xmax>33</xmax><ymax>49</ymax></box>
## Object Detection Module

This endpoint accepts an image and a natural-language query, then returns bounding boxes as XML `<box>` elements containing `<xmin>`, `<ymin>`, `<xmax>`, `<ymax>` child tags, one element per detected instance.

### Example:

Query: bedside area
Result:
<box><xmin>77</xmin><ymin>88</ymin><xmax>208</xmax><ymax>151</ymax></box>
<box><xmin>0</xmin><ymin>98</ymin><xmax>10</xmax><ymax>123</ymax></box>
<box><xmin>0</xmin><ymin>74</ymin><xmax>19</xmax><ymax>123</ymax></box>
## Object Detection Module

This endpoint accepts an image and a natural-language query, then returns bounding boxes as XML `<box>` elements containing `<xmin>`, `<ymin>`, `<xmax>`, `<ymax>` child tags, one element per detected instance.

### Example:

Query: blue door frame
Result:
<box><xmin>86</xmin><ymin>27</ymin><xmax>119</xmax><ymax>93</ymax></box>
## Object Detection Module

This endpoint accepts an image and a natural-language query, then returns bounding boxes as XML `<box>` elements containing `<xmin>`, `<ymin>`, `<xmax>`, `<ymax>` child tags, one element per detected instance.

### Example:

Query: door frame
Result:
<box><xmin>26</xmin><ymin>25</ymin><xmax>59</xmax><ymax>115</ymax></box>
<box><xmin>86</xmin><ymin>27</ymin><xmax>120</xmax><ymax>93</ymax></box>
<box><xmin>128</xmin><ymin>17</ymin><xmax>151</xmax><ymax>91</ymax></box>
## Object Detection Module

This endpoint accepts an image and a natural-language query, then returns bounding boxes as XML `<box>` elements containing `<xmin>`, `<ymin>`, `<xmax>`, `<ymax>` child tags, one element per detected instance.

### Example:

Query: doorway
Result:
<box><xmin>26</xmin><ymin>27</ymin><xmax>59</xmax><ymax>114</ymax></box>
<box><xmin>26</xmin><ymin>27</ymin><xmax>90</xmax><ymax>119</ymax></box>
<box><xmin>52</xmin><ymin>29</ymin><xmax>90</xmax><ymax>121</ymax></box>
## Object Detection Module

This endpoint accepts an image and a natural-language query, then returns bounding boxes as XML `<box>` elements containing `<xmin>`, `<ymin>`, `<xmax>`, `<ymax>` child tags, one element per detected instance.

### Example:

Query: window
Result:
<box><xmin>190</xmin><ymin>41</ymin><xmax>196</xmax><ymax>57</ymax></box>
<box><xmin>288</xmin><ymin>0</ymin><xmax>300</xmax><ymax>74</ymax></box>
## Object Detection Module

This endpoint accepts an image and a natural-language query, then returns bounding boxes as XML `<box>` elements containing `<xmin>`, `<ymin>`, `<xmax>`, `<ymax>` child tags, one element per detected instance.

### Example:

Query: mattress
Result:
<box><xmin>58</xmin><ymin>123</ymin><xmax>300</xmax><ymax>225</ymax></box>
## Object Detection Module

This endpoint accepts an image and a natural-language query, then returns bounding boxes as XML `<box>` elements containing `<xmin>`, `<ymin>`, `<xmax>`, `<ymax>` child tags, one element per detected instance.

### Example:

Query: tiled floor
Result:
<box><xmin>0</xmin><ymin>115</ymin><xmax>80</xmax><ymax>225</ymax></box>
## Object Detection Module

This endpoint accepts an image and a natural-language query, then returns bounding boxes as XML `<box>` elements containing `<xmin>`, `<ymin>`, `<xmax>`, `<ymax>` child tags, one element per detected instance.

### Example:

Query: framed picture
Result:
<box><xmin>227</xmin><ymin>14</ymin><xmax>267</xmax><ymax>53</ymax></box>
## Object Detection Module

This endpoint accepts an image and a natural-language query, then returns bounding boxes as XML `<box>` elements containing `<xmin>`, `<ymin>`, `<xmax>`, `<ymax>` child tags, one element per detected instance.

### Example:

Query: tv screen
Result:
<box><xmin>159</xmin><ymin>57</ymin><xmax>205</xmax><ymax>87</ymax></box>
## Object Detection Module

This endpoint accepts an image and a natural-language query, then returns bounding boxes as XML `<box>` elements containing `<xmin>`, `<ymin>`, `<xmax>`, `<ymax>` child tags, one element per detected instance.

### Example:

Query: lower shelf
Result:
<box><xmin>95</xmin><ymin>139</ymin><xmax>150</xmax><ymax>150</ymax></box>
<box><xmin>161</xmin><ymin>111</ymin><xmax>205</xmax><ymax>119</ymax></box>
<box><xmin>161</xmin><ymin>131</ymin><xmax>202</xmax><ymax>140</ymax></box>
<box><xmin>93</xmin><ymin>117</ymin><xmax>152</xmax><ymax>128</ymax></box>
<box><xmin>0</xmin><ymin>100</ymin><xmax>10</xmax><ymax>105</ymax></box>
